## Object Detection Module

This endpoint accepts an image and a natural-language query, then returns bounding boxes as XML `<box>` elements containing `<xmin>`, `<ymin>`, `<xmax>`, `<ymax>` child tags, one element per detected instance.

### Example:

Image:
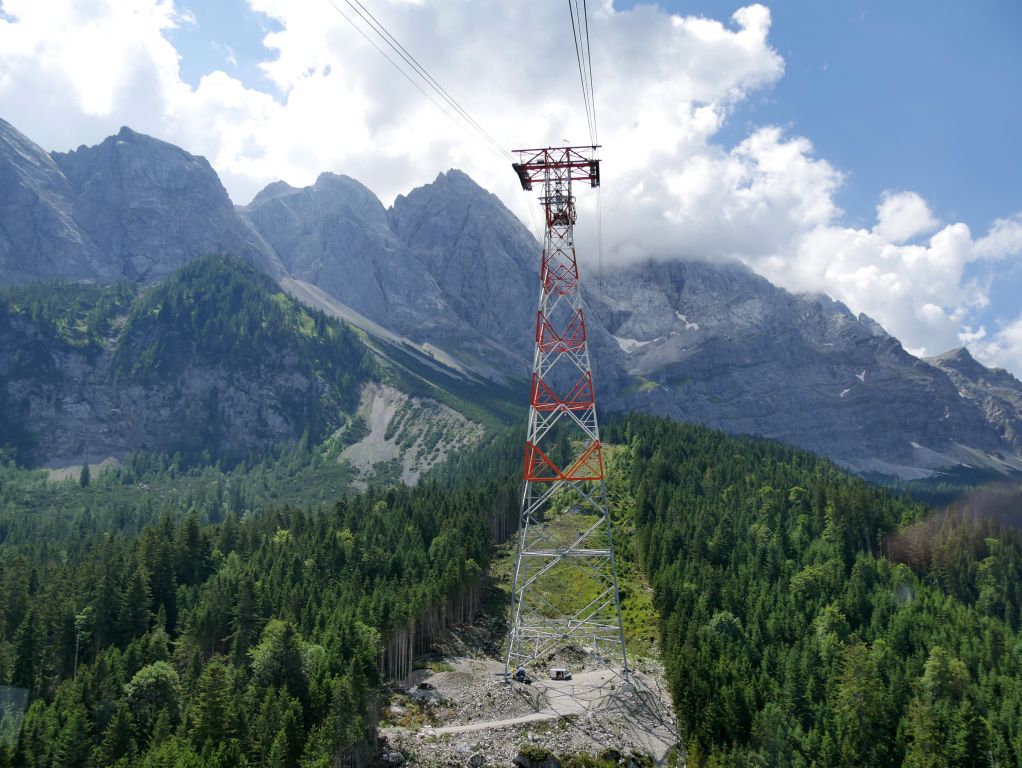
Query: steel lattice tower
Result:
<box><xmin>505</xmin><ymin>146</ymin><xmax>628</xmax><ymax>676</ymax></box>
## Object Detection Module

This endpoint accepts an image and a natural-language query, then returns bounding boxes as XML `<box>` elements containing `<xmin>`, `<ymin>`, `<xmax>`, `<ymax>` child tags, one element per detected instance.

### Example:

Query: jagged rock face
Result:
<box><xmin>242</xmin><ymin>170</ymin><xmax>537</xmax><ymax>378</ymax></box>
<box><xmin>0</xmin><ymin>119</ymin><xmax>281</xmax><ymax>287</ymax></box>
<box><xmin>3</xmin><ymin>118</ymin><xmax>1021</xmax><ymax>477</ymax></box>
<box><xmin>389</xmin><ymin>169</ymin><xmax>536</xmax><ymax>360</ymax></box>
<box><xmin>590</xmin><ymin>259</ymin><xmax>1012</xmax><ymax>473</ymax></box>
<box><xmin>240</xmin><ymin>172</ymin><xmax>449</xmax><ymax>336</ymax></box>
<box><xmin>51</xmin><ymin>127</ymin><xmax>282</xmax><ymax>281</ymax></box>
<box><xmin>927</xmin><ymin>347</ymin><xmax>1022</xmax><ymax>451</ymax></box>
<box><xmin>0</xmin><ymin>117</ymin><xmax>105</xmax><ymax>282</ymax></box>
<box><xmin>0</xmin><ymin>311</ymin><xmax>316</xmax><ymax>465</ymax></box>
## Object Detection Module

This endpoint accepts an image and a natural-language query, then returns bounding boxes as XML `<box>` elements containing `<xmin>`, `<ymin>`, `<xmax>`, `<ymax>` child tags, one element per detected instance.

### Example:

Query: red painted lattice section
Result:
<box><xmin>536</xmin><ymin>309</ymin><xmax>587</xmax><ymax>353</ymax></box>
<box><xmin>542</xmin><ymin>249</ymin><xmax>579</xmax><ymax>294</ymax></box>
<box><xmin>530</xmin><ymin>371</ymin><xmax>595</xmax><ymax>411</ymax></box>
<box><xmin>523</xmin><ymin>440</ymin><xmax>604</xmax><ymax>483</ymax></box>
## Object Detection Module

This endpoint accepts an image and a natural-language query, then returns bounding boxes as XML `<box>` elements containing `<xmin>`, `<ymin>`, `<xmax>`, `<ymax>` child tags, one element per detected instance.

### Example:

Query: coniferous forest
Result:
<box><xmin>0</xmin><ymin>410</ymin><xmax>1020</xmax><ymax>766</ymax></box>
<box><xmin>0</xmin><ymin>470</ymin><xmax>506</xmax><ymax>767</ymax></box>
<box><xmin>605</xmin><ymin>414</ymin><xmax>1022</xmax><ymax>767</ymax></box>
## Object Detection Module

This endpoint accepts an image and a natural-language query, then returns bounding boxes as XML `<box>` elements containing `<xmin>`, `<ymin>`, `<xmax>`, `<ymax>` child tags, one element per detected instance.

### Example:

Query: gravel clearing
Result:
<box><xmin>379</xmin><ymin>656</ymin><xmax>679</xmax><ymax>766</ymax></box>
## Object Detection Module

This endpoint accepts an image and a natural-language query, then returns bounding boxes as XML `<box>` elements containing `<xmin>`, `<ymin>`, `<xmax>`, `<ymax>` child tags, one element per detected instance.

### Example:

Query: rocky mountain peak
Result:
<box><xmin>311</xmin><ymin>172</ymin><xmax>388</xmax><ymax>219</ymax></box>
<box><xmin>53</xmin><ymin>125</ymin><xmax>226</xmax><ymax>200</ymax></box>
<box><xmin>40</xmin><ymin>124</ymin><xmax>283</xmax><ymax>282</ymax></box>
<box><xmin>434</xmin><ymin>167</ymin><xmax>483</xmax><ymax>188</ymax></box>
<box><xmin>244</xmin><ymin>172</ymin><xmax>388</xmax><ymax>222</ymax></box>
<box><xmin>392</xmin><ymin>167</ymin><xmax>507</xmax><ymax>215</ymax></box>
<box><xmin>0</xmin><ymin>117</ymin><xmax>68</xmax><ymax>182</ymax></box>
<box><xmin>857</xmin><ymin>312</ymin><xmax>890</xmax><ymax>338</ymax></box>
<box><xmin>926</xmin><ymin>347</ymin><xmax>1022</xmax><ymax>452</ymax></box>
<box><xmin>385</xmin><ymin>167</ymin><xmax>538</xmax><ymax>360</ymax></box>
<box><xmin>929</xmin><ymin>346</ymin><xmax>980</xmax><ymax>369</ymax></box>
<box><xmin>249</xmin><ymin>180</ymin><xmax>297</xmax><ymax>206</ymax></box>
<box><xmin>0</xmin><ymin>116</ymin><xmax>104</xmax><ymax>282</ymax></box>
<box><xmin>927</xmin><ymin>346</ymin><xmax>1022</xmax><ymax>389</ymax></box>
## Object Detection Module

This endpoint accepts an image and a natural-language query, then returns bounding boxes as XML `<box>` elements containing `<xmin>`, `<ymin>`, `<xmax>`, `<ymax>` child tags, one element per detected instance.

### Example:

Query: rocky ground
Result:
<box><xmin>375</xmin><ymin>619</ymin><xmax>681</xmax><ymax>767</ymax></box>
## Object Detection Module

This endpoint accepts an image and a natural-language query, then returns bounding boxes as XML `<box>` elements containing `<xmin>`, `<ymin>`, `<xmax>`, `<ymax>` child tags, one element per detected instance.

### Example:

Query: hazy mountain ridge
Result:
<box><xmin>2</xmin><ymin>118</ymin><xmax>1020</xmax><ymax>478</ymax></box>
<box><xmin>590</xmin><ymin>259</ymin><xmax>1022</xmax><ymax>476</ymax></box>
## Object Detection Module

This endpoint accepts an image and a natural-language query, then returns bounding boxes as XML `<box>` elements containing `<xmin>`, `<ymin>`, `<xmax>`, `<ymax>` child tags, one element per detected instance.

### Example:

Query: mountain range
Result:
<box><xmin>2</xmin><ymin>115</ymin><xmax>1021</xmax><ymax>479</ymax></box>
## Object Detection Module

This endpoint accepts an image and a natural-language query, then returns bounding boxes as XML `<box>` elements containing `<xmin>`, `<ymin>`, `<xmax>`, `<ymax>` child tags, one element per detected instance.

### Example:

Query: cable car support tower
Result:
<box><xmin>504</xmin><ymin>146</ymin><xmax>629</xmax><ymax>677</ymax></box>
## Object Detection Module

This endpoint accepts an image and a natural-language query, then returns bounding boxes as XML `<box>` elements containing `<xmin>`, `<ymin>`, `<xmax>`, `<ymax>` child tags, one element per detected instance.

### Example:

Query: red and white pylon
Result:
<box><xmin>505</xmin><ymin>146</ymin><xmax>628</xmax><ymax>675</ymax></box>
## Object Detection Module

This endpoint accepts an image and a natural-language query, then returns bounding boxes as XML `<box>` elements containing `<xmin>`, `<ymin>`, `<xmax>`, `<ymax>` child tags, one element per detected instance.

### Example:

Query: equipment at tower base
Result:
<box><xmin>504</xmin><ymin>145</ymin><xmax>628</xmax><ymax>679</ymax></box>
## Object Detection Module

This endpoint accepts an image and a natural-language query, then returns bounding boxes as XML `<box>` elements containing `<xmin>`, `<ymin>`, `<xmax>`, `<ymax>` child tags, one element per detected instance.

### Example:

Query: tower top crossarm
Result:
<box><xmin>511</xmin><ymin>145</ymin><xmax>600</xmax><ymax>191</ymax></box>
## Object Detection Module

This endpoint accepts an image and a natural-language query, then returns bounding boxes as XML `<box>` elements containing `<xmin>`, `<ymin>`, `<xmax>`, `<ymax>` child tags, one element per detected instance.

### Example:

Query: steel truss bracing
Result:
<box><xmin>505</xmin><ymin>146</ymin><xmax>628</xmax><ymax>675</ymax></box>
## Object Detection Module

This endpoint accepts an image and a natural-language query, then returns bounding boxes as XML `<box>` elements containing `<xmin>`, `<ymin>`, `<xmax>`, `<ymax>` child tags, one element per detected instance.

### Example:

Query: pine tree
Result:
<box><xmin>13</xmin><ymin>606</ymin><xmax>41</xmax><ymax>695</ymax></box>
<box><xmin>187</xmin><ymin>657</ymin><xmax>236</xmax><ymax>753</ymax></box>
<box><xmin>177</xmin><ymin>508</ymin><xmax>207</xmax><ymax>586</ymax></box>
<box><xmin>230</xmin><ymin>573</ymin><xmax>260</xmax><ymax>666</ymax></box>
<box><xmin>52</xmin><ymin>703</ymin><xmax>91</xmax><ymax>768</ymax></box>
<box><xmin>150</xmin><ymin>708</ymin><xmax>173</xmax><ymax>748</ymax></box>
<box><xmin>249</xmin><ymin>620</ymin><xmax>309</xmax><ymax>706</ymax></box>
<box><xmin>93</xmin><ymin>703</ymin><xmax>137</xmax><ymax>766</ymax></box>
<box><xmin>93</xmin><ymin>554</ymin><xmax>126</xmax><ymax>651</ymax></box>
<box><xmin>266</xmin><ymin>730</ymin><xmax>289</xmax><ymax>768</ymax></box>
<box><xmin>144</xmin><ymin>517</ymin><xmax>178</xmax><ymax>629</ymax></box>
<box><xmin>15</xmin><ymin>700</ymin><xmax>53</xmax><ymax>768</ymax></box>
<box><xmin>145</xmin><ymin>619</ymin><xmax>171</xmax><ymax>664</ymax></box>
<box><xmin>121</xmin><ymin>566</ymin><xmax>152</xmax><ymax>641</ymax></box>
<box><xmin>833</xmin><ymin>641</ymin><xmax>893</xmax><ymax>765</ymax></box>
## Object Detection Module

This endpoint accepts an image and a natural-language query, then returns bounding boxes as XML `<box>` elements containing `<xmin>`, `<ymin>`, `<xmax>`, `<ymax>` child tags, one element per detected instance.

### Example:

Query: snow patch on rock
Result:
<box><xmin>674</xmin><ymin>310</ymin><xmax>699</xmax><ymax>330</ymax></box>
<box><xmin>614</xmin><ymin>336</ymin><xmax>653</xmax><ymax>353</ymax></box>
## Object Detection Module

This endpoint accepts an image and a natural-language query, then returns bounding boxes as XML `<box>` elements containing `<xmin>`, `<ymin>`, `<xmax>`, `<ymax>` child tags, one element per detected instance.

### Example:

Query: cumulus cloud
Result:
<box><xmin>0</xmin><ymin>0</ymin><xmax>784</xmax><ymax>207</ymax></box>
<box><xmin>873</xmin><ymin>191</ymin><xmax>940</xmax><ymax>244</ymax></box>
<box><xmin>974</xmin><ymin>316</ymin><xmax>1022</xmax><ymax>379</ymax></box>
<box><xmin>1</xmin><ymin>0</ymin><xmax>1021</xmax><ymax>374</ymax></box>
<box><xmin>0</xmin><ymin>0</ymin><xmax>189</xmax><ymax>147</ymax></box>
<box><xmin>774</xmin><ymin>219</ymin><xmax>988</xmax><ymax>358</ymax></box>
<box><xmin>974</xmin><ymin>214</ymin><xmax>1022</xmax><ymax>260</ymax></box>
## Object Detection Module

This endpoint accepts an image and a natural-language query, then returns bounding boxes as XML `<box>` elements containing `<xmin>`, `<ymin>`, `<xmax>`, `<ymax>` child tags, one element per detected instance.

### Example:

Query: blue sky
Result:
<box><xmin>1</xmin><ymin>0</ymin><xmax>1020</xmax><ymax>372</ymax></box>
<box><xmin>169</xmin><ymin>0</ymin><xmax>1022</xmax><ymax>233</ymax></box>
<box><xmin>168</xmin><ymin>0</ymin><xmax>282</xmax><ymax>97</ymax></box>
<box><xmin>626</xmin><ymin>0</ymin><xmax>1022</xmax><ymax>230</ymax></box>
<box><xmin>643</xmin><ymin>0</ymin><xmax>1022</xmax><ymax>354</ymax></box>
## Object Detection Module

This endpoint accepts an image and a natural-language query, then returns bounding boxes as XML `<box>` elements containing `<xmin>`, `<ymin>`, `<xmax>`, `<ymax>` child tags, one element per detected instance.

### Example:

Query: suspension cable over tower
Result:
<box><xmin>505</xmin><ymin>145</ymin><xmax>628</xmax><ymax>677</ymax></box>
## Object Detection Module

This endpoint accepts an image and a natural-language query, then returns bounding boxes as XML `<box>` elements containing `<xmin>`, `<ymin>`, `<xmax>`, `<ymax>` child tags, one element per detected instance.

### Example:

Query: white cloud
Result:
<box><xmin>974</xmin><ymin>316</ymin><xmax>1022</xmax><ymax>378</ymax></box>
<box><xmin>602</xmin><ymin>126</ymin><xmax>842</xmax><ymax>264</ymax></box>
<box><xmin>0</xmin><ymin>0</ymin><xmax>188</xmax><ymax>145</ymax></box>
<box><xmin>1</xmin><ymin>0</ymin><xmax>1021</xmax><ymax>375</ymax></box>
<box><xmin>755</xmin><ymin>213</ymin><xmax>1005</xmax><ymax>360</ymax></box>
<box><xmin>0</xmin><ymin>0</ymin><xmax>785</xmax><ymax>207</ymax></box>
<box><xmin>873</xmin><ymin>190</ymin><xmax>939</xmax><ymax>244</ymax></box>
<box><xmin>974</xmin><ymin>214</ymin><xmax>1022</xmax><ymax>260</ymax></box>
